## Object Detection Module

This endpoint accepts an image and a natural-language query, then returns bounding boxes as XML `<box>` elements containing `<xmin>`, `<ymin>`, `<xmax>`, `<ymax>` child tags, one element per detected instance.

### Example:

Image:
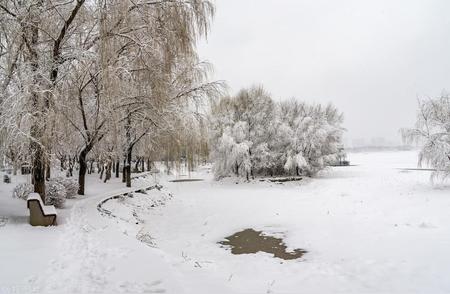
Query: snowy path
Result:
<box><xmin>26</xmin><ymin>176</ymin><xmax>183</xmax><ymax>294</ymax></box>
<box><xmin>140</xmin><ymin>151</ymin><xmax>450</xmax><ymax>293</ymax></box>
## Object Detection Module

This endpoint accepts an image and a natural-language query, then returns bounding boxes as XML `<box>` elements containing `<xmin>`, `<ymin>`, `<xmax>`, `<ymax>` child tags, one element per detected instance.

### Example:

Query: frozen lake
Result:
<box><xmin>143</xmin><ymin>150</ymin><xmax>450</xmax><ymax>293</ymax></box>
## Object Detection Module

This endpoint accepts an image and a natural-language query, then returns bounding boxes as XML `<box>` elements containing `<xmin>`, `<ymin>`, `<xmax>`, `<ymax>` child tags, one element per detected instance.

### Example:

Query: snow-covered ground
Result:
<box><xmin>1</xmin><ymin>150</ymin><xmax>450</xmax><ymax>293</ymax></box>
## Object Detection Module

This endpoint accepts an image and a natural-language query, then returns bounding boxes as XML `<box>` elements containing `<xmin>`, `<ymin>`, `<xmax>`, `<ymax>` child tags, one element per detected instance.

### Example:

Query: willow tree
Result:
<box><xmin>402</xmin><ymin>95</ymin><xmax>450</xmax><ymax>181</ymax></box>
<box><xmin>99</xmin><ymin>0</ymin><xmax>221</xmax><ymax>187</ymax></box>
<box><xmin>0</xmin><ymin>0</ymin><xmax>222</xmax><ymax>197</ymax></box>
<box><xmin>0</xmin><ymin>0</ymin><xmax>86</xmax><ymax>201</ymax></box>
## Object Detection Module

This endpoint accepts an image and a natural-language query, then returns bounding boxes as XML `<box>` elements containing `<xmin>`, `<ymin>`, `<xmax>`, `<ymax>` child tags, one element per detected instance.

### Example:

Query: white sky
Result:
<box><xmin>198</xmin><ymin>0</ymin><xmax>450</xmax><ymax>146</ymax></box>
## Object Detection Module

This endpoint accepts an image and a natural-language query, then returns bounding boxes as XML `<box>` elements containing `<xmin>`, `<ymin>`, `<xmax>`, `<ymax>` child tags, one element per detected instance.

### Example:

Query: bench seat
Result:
<box><xmin>27</xmin><ymin>193</ymin><xmax>57</xmax><ymax>226</ymax></box>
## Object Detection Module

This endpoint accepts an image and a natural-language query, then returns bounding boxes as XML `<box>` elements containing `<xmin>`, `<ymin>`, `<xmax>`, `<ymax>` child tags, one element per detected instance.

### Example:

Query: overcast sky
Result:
<box><xmin>198</xmin><ymin>0</ymin><xmax>450</xmax><ymax>146</ymax></box>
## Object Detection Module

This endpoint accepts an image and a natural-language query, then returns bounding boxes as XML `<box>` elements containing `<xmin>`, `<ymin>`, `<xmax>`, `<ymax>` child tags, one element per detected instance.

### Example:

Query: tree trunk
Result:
<box><xmin>135</xmin><ymin>158</ymin><xmax>139</xmax><ymax>173</ymax></box>
<box><xmin>165</xmin><ymin>148</ymin><xmax>170</xmax><ymax>175</ymax></box>
<box><xmin>12</xmin><ymin>155</ymin><xmax>18</xmax><ymax>175</ymax></box>
<box><xmin>104</xmin><ymin>161</ymin><xmax>111</xmax><ymax>183</ymax></box>
<box><xmin>68</xmin><ymin>157</ymin><xmax>74</xmax><ymax>177</ymax></box>
<box><xmin>29</xmin><ymin>13</ymin><xmax>46</xmax><ymax>203</ymax></box>
<box><xmin>78</xmin><ymin>150</ymin><xmax>87</xmax><ymax>195</ymax></box>
<box><xmin>122</xmin><ymin>159</ymin><xmax>126</xmax><ymax>183</ymax></box>
<box><xmin>126</xmin><ymin>146</ymin><xmax>132</xmax><ymax>187</ymax></box>
<box><xmin>45</xmin><ymin>161</ymin><xmax>51</xmax><ymax>181</ymax></box>
<box><xmin>60</xmin><ymin>156</ymin><xmax>65</xmax><ymax>171</ymax></box>
<box><xmin>32</xmin><ymin>143</ymin><xmax>46</xmax><ymax>202</ymax></box>
<box><xmin>147</xmin><ymin>158</ymin><xmax>151</xmax><ymax>171</ymax></box>
<box><xmin>115</xmin><ymin>160</ymin><xmax>120</xmax><ymax>178</ymax></box>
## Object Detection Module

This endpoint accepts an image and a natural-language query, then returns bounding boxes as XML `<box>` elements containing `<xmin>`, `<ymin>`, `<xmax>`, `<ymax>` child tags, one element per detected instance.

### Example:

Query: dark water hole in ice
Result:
<box><xmin>219</xmin><ymin>228</ymin><xmax>307</xmax><ymax>260</ymax></box>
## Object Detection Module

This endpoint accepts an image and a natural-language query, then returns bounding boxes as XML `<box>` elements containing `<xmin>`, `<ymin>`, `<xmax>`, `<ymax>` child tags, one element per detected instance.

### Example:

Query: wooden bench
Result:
<box><xmin>27</xmin><ymin>193</ymin><xmax>57</xmax><ymax>226</ymax></box>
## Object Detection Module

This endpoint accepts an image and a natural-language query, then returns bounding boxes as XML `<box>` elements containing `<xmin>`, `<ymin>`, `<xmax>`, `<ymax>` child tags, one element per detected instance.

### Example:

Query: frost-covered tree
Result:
<box><xmin>281</xmin><ymin>101</ymin><xmax>345</xmax><ymax>176</ymax></box>
<box><xmin>210</xmin><ymin>86</ymin><xmax>275</xmax><ymax>179</ymax></box>
<box><xmin>0</xmin><ymin>0</ymin><xmax>221</xmax><ymax>199</ymax></box>
<box><xmin>0</xmin><ymin>0</ymin><xmax>88</xmax><ymax>200</ymax></box>
<box><xmin>212</xmin><ymin>125</ymin><xmax>252</xmax><ymax>179</ymax></box>
<box><xmin>402</xmin><ymin>95</ymin><xmax>450</xmax><ymax>181</ymax></box>
<box><xmin>209</xmin><ymin>86</ymin><xmax>345</xmax><ymax>179</ymax></box>
<box><xmin>93</xmin><ymin>0</ymin><xmax>222</xmax><ymax>187</ymax></box>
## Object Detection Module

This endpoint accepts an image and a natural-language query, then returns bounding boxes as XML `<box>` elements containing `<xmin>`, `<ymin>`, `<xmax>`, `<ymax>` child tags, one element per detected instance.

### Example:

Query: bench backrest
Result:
<box><xmin>27</xmin><ymin>193</ymin><xmax>57</xmax><ymax>217</ymax></box>
<box><xmin>27</xmin><ymin>192</ymin><xmax>44</xmax><ymax>207</ymax></box>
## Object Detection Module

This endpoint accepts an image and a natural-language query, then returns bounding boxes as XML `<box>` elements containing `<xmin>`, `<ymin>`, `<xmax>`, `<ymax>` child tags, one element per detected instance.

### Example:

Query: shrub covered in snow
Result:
<box><xmin>45</xmin><ymin>181</ymin><xmax>66</xmax><ymax>208</ymax></box>
<box><xmin>49</xmin><ymin>177</ymin><xmax>78</xmax><ymax>199</ymax></box>
<box><xmin>209</xmin><ymin>86</ymin><xmax>345</xmax><ymax>179</ymax></box>
<box><xmin>12</xmin><ymin>177</ymin><xmax>78</xmax><ymax>206</ymax></box>
<box><xmin>12</xmin><ymin>183</ymin><xmax>33</xmax><ymax>200</ymax></box>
